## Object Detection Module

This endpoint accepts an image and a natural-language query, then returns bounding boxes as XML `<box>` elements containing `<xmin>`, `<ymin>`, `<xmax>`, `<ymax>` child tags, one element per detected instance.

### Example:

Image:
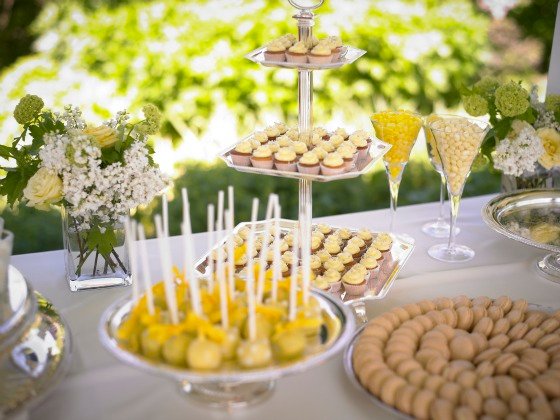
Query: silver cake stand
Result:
<box><xmin>0</xmin><ymin>266</ymin><xmax>72</xmax><ymax>416</ymax></box>
<box><xmin>482</xmin><ymin>189</ymin><xmax>560</xmax><ymax>283</ymax></box>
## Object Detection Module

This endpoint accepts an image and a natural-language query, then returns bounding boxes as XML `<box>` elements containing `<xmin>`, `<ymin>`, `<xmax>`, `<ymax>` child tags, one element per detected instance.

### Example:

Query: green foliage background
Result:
<box><xmin>0</xmin><ymin>0</ymin><xmax>554</xmax><ymax>254</ymax></box>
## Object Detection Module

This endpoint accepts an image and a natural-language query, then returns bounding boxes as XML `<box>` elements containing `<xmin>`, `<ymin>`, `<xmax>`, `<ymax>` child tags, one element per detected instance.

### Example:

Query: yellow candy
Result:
<box><xmin>371</xmin><ymin>110</ymin><xmax>422</xmax><ymax>174</ymax></box>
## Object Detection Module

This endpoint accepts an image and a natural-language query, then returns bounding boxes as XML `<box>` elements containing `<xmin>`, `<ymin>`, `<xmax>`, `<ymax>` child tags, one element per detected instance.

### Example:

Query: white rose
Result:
<box><xmin>23</xmin><ymin>168</ymin><xmax>63</xmax><ymax>210</ymax></box>
<box><xmin>83</xmin><ymin>125</ymin><xmax>118</xmax><ymax>148</ymax></box>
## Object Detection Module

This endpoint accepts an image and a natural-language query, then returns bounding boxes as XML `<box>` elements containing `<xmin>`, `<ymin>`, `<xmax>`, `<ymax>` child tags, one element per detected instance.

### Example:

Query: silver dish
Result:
<box><xmin>0</xmin><ymin>266</ymin><xmax>72</xmax><ymax>416</ymax></box>
<box><xmin>195</xmin><ymin>219</ymin><xmax>414</xmax><ymax>306</ymax></box>
<box><xmin>482</xmin><ymin>189</ymin><xmax>560</xmax><ymax>282</ymax></box>
<box><xmin>343</xmin><ymin>302</ymin><xmax>555</xmax><ymax>418</ymax></box>
<box><xmin>99</xmin><ymin>290</ymin><xmax>355</xmax><ymax>408</ymax></box>
<box><xmin>245</xmin><ymin>45</ymin><xmax>366</xmax><ymax>70</ymax></box>
<box><xmin>218</xmin><ymin>134</ymin><xmax>391</xmax><ymax>183</ymax></box>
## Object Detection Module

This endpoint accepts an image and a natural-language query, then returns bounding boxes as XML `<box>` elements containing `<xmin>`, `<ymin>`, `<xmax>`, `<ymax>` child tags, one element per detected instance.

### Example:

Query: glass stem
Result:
<box><xmin>388</xmin><ymin>179</ymin><xmax>401</xmax><ymax>233</ymax></box>
<box><xmin>438</xmin><ymin>173</ymin><xmax>446</xmax><ymax>222</ymax></box>
<box><xmin>448</xmin><ymin>194</ymin><xmax>461</xmax><ymax>253</ymax></box>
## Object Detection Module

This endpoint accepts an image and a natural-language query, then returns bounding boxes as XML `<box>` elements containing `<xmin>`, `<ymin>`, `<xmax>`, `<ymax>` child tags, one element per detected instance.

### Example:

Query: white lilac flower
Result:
<box><xmin>492</xmin><ymin>126</ymin><xmax>545</xmax><ymax>176</ymax></box>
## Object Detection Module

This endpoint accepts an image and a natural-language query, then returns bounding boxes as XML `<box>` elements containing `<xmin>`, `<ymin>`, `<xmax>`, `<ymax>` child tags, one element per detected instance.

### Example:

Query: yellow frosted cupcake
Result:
<box><xmin>250</xmin><ymin>145</ymin><xmax>274</xmax><ymax>169</ymax></box>
<box><xmin>342</xmin><ymin>268</ymin><xmax>367</xmax><ymax>295</ymax></box>
<box><xmin>230</xmin><ymin>140</ymin><xmax>253</xmax><ymax>166</ymax></box>
<box><xmin>321</xmin><ymin>152</ymin><xmax>345</xmax><ymax>175</ymax></box>
<box><xmin>286</xmin><ymin>41</ymin><xmax>308</xmax><ymax>64</ymax></box>
<box><xmin>309</xmin><ymin>43</ymin><xmax>333</xmax><ymax>65</ymax></box>
<box><xmin>274</xmin><ymin>147</ymin><xmax>298</xmax><ymax>172</ymax></box>
<box><xmin>264</xmin><ymin>40</ymin><xmax>286</xmax><ymax>62</ymax></box>
<box><xmin>297</xmin><ymin>151</ymin><xmax>320</xmax><ymax>175</ymax></box>
<box><xmin>323</xmin><ymin>269</ymin><xmax>342</xmax><ymax>292</ymax></box>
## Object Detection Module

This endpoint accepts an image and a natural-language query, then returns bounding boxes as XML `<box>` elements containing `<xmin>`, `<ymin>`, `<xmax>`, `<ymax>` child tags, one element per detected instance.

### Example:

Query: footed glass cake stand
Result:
<box><xmin>99</xmin><ymin>290</ymin><xmax>355</xmax><ymax>408</ymax></box>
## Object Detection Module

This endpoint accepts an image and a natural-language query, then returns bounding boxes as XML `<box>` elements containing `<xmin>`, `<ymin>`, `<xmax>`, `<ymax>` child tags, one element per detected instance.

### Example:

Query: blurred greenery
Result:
<box><xmin>0</xmin><ymin>0</ymin><xmax>553</xmax><ymax>254</ymax></box>
<box><xmin>4</xmin><ymin>159</ymin><xmax>501</xmax><ymax>255</ymax></box>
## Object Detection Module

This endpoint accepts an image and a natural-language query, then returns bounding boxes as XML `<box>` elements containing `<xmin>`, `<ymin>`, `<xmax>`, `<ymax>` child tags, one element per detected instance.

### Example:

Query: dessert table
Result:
<box><xmin>11</xmin><ymin>194</ymin><xmax>560</xmax><ymax>420</ymax></box>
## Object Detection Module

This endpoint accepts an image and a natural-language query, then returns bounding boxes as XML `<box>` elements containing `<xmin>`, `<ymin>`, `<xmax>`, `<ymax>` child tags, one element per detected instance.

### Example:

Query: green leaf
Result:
<box><xmin>101</xmin><ymin>147</ymin><xmax>121</xmax><ymax>165</ymax></box>
<box><xmin>0</xmin><ymin>145</ymin><xmax>13</xmax><ymax>160</ymax></box>
<box><xmin>0</xmin><ymin>167</ymin><xmax>34</xmax><ymax>205</ymax></box>
<box><xmin>459</xmin><ymin>84</ymin><xmax>473</xmax><ymax>96</ymax></box>
<box><xmin>493</xmin><ymin>118</ymin><xmax>513</xmax><ymax>140</ymax></box>
<box><xmin>86</xmin><ymin>225</ymin><xmax>117</xmax><ymax>257</ymax></box>
<box><xmin>518</xmin><ymin>106</ymin><xmax>536</xmax><ymax>125</ymax></box>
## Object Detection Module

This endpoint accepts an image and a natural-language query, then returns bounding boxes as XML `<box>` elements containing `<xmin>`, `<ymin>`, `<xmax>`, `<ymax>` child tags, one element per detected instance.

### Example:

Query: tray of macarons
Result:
<box><xmin>195</xmin><ymin>219</ymin><xmax>414</xmax><ymax>304</ymax></box>
<box><xmin>245</xmin><ymin>34</ymin><xmax>366</xmax><ymax>70</ymax></box>
<box><xmin>218</xmin><ymin>122</ymin><xmax>391</xmax><ymax>182</ymax></box>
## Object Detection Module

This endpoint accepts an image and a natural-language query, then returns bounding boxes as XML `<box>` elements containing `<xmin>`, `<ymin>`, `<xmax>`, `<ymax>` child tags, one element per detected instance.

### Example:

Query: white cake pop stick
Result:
<box><xmin>162</xmin><ymin>193</ymin><xmax>169</xmax><ymax>237</ymax></box>
<box><xmin>225</xmin><ymin>209</ymin><xmax>235</xmax><ymax>297</ymax></box>
<box><xmin>256</xmin><ymin>194</ymin><xmax>277</xmax><ymax>303</ymax></box>
<box><xmin>217</xmin><ymin>190</ymin><xmax>224</xmax><ymax>240</ymax></box>
<box><xmin>137</xmin><ymin>224</ymin><xmax>155</xmax><ymax>315</ymax></box>
<box><xmin>289</xmin><ymin>227</ymin><xmax>299</xmax><ymax>321</ymax></box>
<box><xmin>246</xmin><ymin>198</ymin><xmax>259</xmax><ymax>341</ymax></box>
<box><xmin>271</xmin><ymin>202</ymin><xmax>282</xmax><ymax>302</ymax></box>
<box><xmin>207</xmin><ymin>204</ymin><xmax>215</xmax><ymax>291</ymax></box>
<box><xmin>181</xmin><ymin>188</ymin><xmax>202</xmax><ymax>316</ymax></box>
<box><xmin>228</xmin><ymin>185</ymin><xmax>234</xmax><ymax>225</ymax></box>
<box><xmin>155</xmin><ymin>215</ymin><xmax>179</xmax><ymax>324</ymax></box>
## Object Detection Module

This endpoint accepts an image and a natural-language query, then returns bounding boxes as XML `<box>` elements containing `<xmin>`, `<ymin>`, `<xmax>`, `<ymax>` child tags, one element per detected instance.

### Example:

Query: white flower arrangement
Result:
<box><xmin>1</xmin><ymin>95</ymin><xmax>171</xmax><ymax>275</ymax></box>
<box><xmin>492</xmin><ymin>125</ymin><xmax>544</xmax><ymax>177</ymax></box>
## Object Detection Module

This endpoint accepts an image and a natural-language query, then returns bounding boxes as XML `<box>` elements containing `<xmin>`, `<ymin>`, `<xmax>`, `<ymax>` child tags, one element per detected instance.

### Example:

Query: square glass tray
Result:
<box><xmin>218</xmin><ymin>135</ymin><xmax>391</xmax><ymax>183</ymax></box>
<box><xmin>195</xmin><ymin>219</ymin><xmax>415</xmax><ymax>304</ymax></box>
<box><xmin>245</xmin><ymin>45</ymin><xmax>366</xmax><ymax>70</ymax></box>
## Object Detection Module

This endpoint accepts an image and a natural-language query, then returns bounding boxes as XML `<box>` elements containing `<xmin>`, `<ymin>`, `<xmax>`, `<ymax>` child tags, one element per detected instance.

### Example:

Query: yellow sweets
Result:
<box><xmin>371</xmin><ymin>110</ymin><xmax>422</xmax><ymax>178</ymax></box>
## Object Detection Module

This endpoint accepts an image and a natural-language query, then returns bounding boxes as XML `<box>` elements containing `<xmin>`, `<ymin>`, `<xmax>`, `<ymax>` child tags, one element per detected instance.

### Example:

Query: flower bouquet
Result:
<box><xmin>461</xmin><ymin>77</ymin><xmax>560</xmax><ymax>190</ymax></box>
<box><xmin>0</xmin><ymin>95</ymin><xmax>170</xmax><ymax>290</ymax></box>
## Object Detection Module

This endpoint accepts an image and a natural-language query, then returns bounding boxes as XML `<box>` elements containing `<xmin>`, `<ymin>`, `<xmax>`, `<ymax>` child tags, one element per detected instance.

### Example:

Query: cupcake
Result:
<box><xmin>357</xmin><ymin>228</ymin><xmax>373</xmax><ymax>246</ymax></box>
<box><xmin>329</xmin><ymin>134</ymin><xmax>344</xmax><ymax>148</ymax></box>
<box><xmin>337</xmin><ymin>145</ymin><xmax>356</xmax><ymax>170</ymax></box>
<box><xmin>283</xmin><ymin>233</ymin><xmax>294</xmax><ymax>247</ymax></box>
<box><xmin>286</xmin><ymin>41</ymin><xmax>308</xmax><ymax>64</ymax></box>
<box><xmin>337</xmin><ymin>251</ymin><xmax>354</xmax><ymax>269</ymax></box>
<box><xmin>316</xmin><ymin>223</ymin><xmax>332</xmax><ymax>235</ymax></box>
<box><xmin>304</xmin><ymin>35</ymin><xmax>319</xmax><ymax>49</ymax></box>
<box><xmin>264</xmin><ymin>41</ymin><xmax>287</xmax><ymax>62</ymax></box>
<box><xmin>324</xmin><ymin>256</ymin><xmax>345</xmax><ymax>273</ymax></box>
<box><xmin>292</xmin><ymin>141</ymin><xmax>308</xmax><ymax>156</ymax></box>
<box><xmin>334</xmin><ymin>127</ymin><xmax>349</xmax><ymax>139</ymax></box>
<box><xmin>342</xmin><ymin>269</ymin><xmax>367</xmax><ymax>295</ymax></box>
<box><xmin>321</xmin><ymin>152</ymin><xmax>345</xmax><ymax>175</ymax></box>
<box><xmin>311</xmin><ymin>235</ymin><xmax>323</xmax><ymax>252</ymax></box>
<box><xmin>276</xmin><ymin>135</ymin><xmax>293</xmax><ymax>148</ymax></box>
<box><xmin>233</xmin><ymin>234</ymin><xmax>244</xmax><ymax>246</ymax></box>
<box><xmin>268</xmin><ymin>141</ymin><xmax>280</xmax><ymax>153</ymax></box>
<box><xmin>323</xmin><ymin>269</ymin><xmax>342</xmax><ymax>292</ymax></box>
<box><xmin>365</xmin><ymin>246</ymin><xmax>383</xmax><ymax>262</ymax></box>
<box><xmin>348</xmin><ymin>236</ymin><xmax>366</xmax><ymax>252</ymax></box>
<box><xmin>327</xmin><ymin>36</ymin><xmax>344</xmax><ymax>60</ymax></box>
<box><xmin>265</xmin><ymin>125</ymin><xmax>281</xmax><ymax>141</ymax></box>
<box><xmin>318</xmin><ymin>140</ymin><xmax>336</xmax><ymax>153</ymax></box>
<box><xmin>349</xmin><ymin>134</ymin><xmax>370</xmax><ymax>160</ymax></box>
<box><xmin>311</xmin><ymin>230</ymin><xmax>325</xmax><ymax>241</ymax></box>
<box><xmin>343</xmin><ymin>242</ymin><xmax>362</xmax><ymax>261</ymax></box>
<box><xmin>285</xmin><ymin>128</ymin><xmax>300</xmax><ymax>141</ymax></box>
<box><xmin>308</xmin><ymin>43</ymin><xmax>333</xmax><ymax>65</ymax></box>
<box><xmin>230</xmin><ymin>140</ymin><xmax>253</xmax><ymax>166</ymax></box>
<box><xmin>336</xmin><ymin>228</ymin><xmax>352</xmax><ymax>241</ymax></box>
<box><xmin>274</xmin><ymin>122</ymin><xmax>288</xmax><ymax>135</ymax></box>
<box><xmin>280</xmin><ymin>261</ymin><xmax>290</xmax><ymax>278</ymax></box>
<box><xmin>373</xmin><ymin>233</ymin><xmax>393</xmax><ymax>252</ymax></box>
<box><xmin>250</xmin><ymin>145</ymin><xmax>274</xmax><ymax>169</ymax></box>
<box><xmin>315</xmin><ymin>249</ymin><xmax>331</xmax><ymax>264</ymax></box>
<box><xmin>310</xmin><ymin>255</ymin><xmax>322</xmax><ymax>273</ymax></box>
<box><xmin>325</xmin><ymin>233</ymin><xmax>342</xmax><ymax>244</ymax></box>
<box><xmin>254</xmin><ymin>131</ymin><xmax>269</xmax><ymax>145</ymax></box>
<box><xmin>313</xmin><ymin>276</ymin><xmax>331</xmax><ymax>292</ymax></box>
<box><xmin>297</xmin><ymin>151</ymin><xmax>320</xmax><ymax>175</ymax></box>
<box><xmin>311</xmin><ymin>147</ymin><xmax>328</xmax><ymax>161</ymax></box>
<box><xmin>323</xmin><ymin>240</ymin><xmax>341</xmax><ymax>256</ymax></box>
<box><xmin>311</xmin><ymin>133</ymin><xmax>323</xmax><ymax>146</ymax></box>
<box><xmin>281</xmin><ymin>251</ymin><xmax>295</xmax><ymax>269</ymax></box>
<box><xmin>360</xmin><ymin>255</ymin><xmax>379</xmax><ymax>272</ymax></box>
<box><xmin>279</xmin><ymin>240</ymin><xmax>289</xmax><ymax>252</ymax></box>
<box><xmin>274</xmin><ymin>147</ymin><xmax>298</xmax><ymax>172</ymax></box>
<box><xmin>238</xmin><ymin>226</ymin><xmax>250</xmax><ymax>240</ymax></box>
<box><xmin>312</xmin><ymin>126</ymin><xmax>329</xmax><ymax>140</ymax></box>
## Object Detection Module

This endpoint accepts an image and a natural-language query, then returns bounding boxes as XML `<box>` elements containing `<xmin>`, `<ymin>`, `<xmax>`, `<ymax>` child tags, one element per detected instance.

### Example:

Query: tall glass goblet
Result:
<box><xmin>427</xmin><ymin>115</ymin><xmax>490</xmax><ymax>262</ymax></box>
<box><xmin>422</xmin><ymin>114</ymin><xmax>460</xmax><ymax>238</ymax></box>
<box><xmin>371</xmin><ymin>111</ymin><xmax>422</xmax><ymax>233</ymax></box>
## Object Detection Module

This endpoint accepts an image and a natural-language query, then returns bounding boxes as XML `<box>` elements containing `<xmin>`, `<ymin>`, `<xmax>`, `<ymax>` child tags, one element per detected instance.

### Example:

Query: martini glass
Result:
<box><xmin>427</xmin><ymin>115</ymin><xmax>490</xmax><ymax>262</ymax></box>
<box><xmin>371</xmin><ymin>111</ymin><xmax>422</xmax><ymax>233</ymax></box>
<box><xmin>422</xmin><ymin>115</ymin><xmax>459</xmax><ymax>238</ymax></box>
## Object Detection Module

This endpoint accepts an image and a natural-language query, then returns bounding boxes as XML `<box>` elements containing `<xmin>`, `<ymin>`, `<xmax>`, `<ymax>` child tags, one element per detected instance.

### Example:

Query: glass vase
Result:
<box><xmin>501</xmin><ymin>166</ymin><xmax>558</xmax><ymax>192</ymax></box>
<box><xmin>62</xmin><ymin>207</ymin><xmax>130</xmax><ymax>292</ymax></box>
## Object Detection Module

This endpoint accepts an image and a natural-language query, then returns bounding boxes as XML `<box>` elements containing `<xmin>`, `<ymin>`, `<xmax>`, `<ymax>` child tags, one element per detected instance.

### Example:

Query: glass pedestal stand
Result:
<box><xmin>180</xmin><ymin>381</ymin><xmax>275</xmax><ymax>409</ymax></box>
<box><xmin>536</xmin><ymin>253</ymin><xmax>560</xmax><ymax>283</ymax></box>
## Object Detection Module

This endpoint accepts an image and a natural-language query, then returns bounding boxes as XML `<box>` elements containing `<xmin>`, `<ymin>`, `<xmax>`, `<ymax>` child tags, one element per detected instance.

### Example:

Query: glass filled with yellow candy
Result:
<box><xmin>371</xmin><ymin>110</ymin><xmax>422</xmax><ymax>232</ymax></box>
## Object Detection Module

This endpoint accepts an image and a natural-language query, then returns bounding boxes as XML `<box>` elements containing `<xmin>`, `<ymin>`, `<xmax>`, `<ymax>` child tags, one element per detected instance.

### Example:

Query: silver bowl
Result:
<box><xmin>0</xmin><ymin>266</ymin><xmax>72</xmax><ymax>416</ymax></box>
<box><xmin>482</xmin><ymin>189</ymin><xmax>560</xmax><ymax>283</ymax></box>
<box><xmin>99</xmin><ymin>290</ymin><xmax>356</xmax><ymax>408</ymax></box>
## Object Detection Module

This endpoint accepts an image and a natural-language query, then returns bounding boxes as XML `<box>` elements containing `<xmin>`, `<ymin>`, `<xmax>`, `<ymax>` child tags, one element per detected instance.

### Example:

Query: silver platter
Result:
<box><xmin>342</xmin><ymin>302</ymin><xmax>554</xmax><ymax>419</ymax></box>
<box><xmin>195</xmin><ymin>219</ymin><xmax>415</xmax><ymax>305</ymax></box>
<box><xmin>482</xmin><ymin>189</ymin><xmax>560</xmax><ymax>253</ymax></box>
<box><xmin>245</xmin><ymin>45</ymin><xmax>366</xmax><ymax>70</ymax></box>
<box><xmin>218</xmin><ymin>134</ymin><xmax>391</xmax><ymax>183</ymax></box>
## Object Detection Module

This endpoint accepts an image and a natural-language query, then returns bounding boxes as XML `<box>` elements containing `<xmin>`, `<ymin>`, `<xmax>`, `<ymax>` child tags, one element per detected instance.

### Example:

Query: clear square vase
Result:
<box><xmin>62</xmin><ymin>208</ymin><xmax>131</xmax><ymax>292</ymax></box>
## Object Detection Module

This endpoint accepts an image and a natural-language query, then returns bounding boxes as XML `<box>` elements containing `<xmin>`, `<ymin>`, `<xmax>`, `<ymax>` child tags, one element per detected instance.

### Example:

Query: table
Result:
<box><xmin>11</xmin><ymin>194</ymin><xmax>560</xmax><ymax>420</ymax></box>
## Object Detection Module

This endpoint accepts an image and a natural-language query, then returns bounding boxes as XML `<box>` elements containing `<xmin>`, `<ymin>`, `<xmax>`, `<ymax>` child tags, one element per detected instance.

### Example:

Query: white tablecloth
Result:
<box><xmin>11</xmin><ymin>194</ymin><xmax>560</xmax><ymax>420</ymax></box>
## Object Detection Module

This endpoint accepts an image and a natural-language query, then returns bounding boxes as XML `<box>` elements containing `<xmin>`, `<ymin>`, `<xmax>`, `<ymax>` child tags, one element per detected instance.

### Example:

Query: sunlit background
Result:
<box><xmin>0</xmin><ymin>0</ymin><xmax>556</xmax><ymax>254</ymax></box>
